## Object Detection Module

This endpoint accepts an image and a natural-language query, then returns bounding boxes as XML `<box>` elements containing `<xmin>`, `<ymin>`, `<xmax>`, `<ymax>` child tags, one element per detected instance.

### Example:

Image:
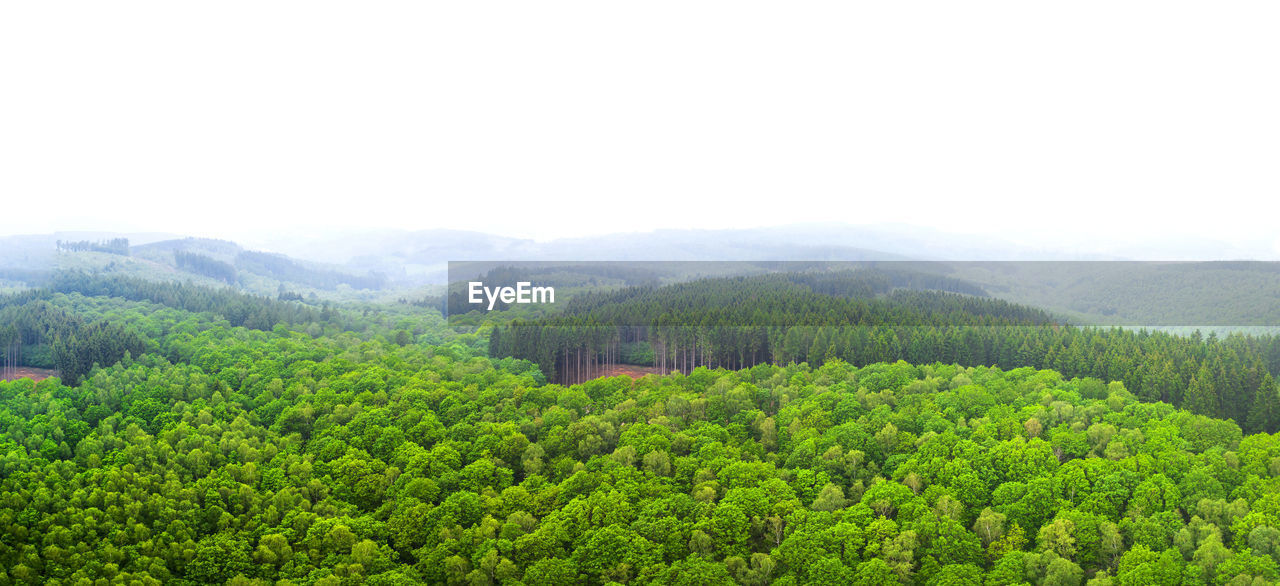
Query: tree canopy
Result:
<box><xmin>1</xmin><ymin>275</ymin><xmax>1278</xmax><ymax>584</ymax></box>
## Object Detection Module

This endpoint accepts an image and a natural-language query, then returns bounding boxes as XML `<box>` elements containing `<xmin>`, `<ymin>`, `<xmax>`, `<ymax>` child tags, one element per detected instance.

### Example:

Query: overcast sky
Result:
<box><xmin>2</xmin><ymin>2</ymin><xmax>1278</xmax><ymax>254</ymax></box>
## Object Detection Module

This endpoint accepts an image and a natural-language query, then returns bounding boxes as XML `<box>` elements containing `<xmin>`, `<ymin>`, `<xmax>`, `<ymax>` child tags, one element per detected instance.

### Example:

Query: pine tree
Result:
<box><xmin>1185</xmin><ymin>366</ymin><xmax>1219</xmax><ymax>418</ymax></box>
<box><xmin>1247</xmin><ymin>373</ymin><xmax>1280</xmax><ymax>434</ymax></box>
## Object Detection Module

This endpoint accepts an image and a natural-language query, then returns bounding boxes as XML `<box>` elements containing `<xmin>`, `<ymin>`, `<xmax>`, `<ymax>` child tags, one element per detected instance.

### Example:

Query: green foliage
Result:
<box><xmin>175</xmin><ymin>251</ymin><xmax>238</xmax><ymax>284</ymax></box>
<box><xmin>492</xmin><ymin>272</ymin><xmax>1280</xmax><ymax>433</ymax></box>
<box><xmin>0</xmin><ymin>294</ymin><xmax>148</xmax><ymax>383</ymax></box>
<box><xmin>618</xmin><ymin>341</ymin><xmax>655</xmax><ymax>366</ymax></box>
<box><xmin>235</xmin><ymin>250</ymin><xmax>386</xmax><ymax>291</ymax></box>
<box><xmin>1</xmin><ymin>288</ymin><xmax>1279</xmax><ymax>584</ymax></box>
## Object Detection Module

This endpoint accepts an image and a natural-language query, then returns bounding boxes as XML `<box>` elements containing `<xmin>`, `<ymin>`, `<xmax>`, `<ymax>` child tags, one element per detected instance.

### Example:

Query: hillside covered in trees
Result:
<box><xmin>0</xmin><ymin>273</ymin><xmax>1279</xmax><ymax>584</ymax></box>
<box><xmin>489</xmin><ymin>272</ymin><xmax>1280</xmax><ymax>434</ymax></box>
<box><xmin>943</xmin><ymin>261</ymin><xmax>1280</xmax><ymax>328</ymax></box>
<box><xmin>1</xmin><ymin>236</ymin><xmax>393</xmax><ymax>305</ymax></box>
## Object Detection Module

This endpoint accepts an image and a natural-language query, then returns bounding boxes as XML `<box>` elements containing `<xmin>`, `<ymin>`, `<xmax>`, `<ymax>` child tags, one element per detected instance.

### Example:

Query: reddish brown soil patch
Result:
<box><xmin>597</xmin><ymin>364</ymin><xmax>667</xmax><ymax>379</ymax></box>
<box><xmin>1</xmin><ymin>367</ymin><xmax>60</xmax><ymax>382</ymax></box>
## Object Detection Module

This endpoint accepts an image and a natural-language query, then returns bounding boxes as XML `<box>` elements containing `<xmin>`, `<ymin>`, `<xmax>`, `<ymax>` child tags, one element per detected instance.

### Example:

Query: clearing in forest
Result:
<box><xmin>1</xmin><ymin>367</ymin><xmax>59</xmax><ymax>382</ymax></box>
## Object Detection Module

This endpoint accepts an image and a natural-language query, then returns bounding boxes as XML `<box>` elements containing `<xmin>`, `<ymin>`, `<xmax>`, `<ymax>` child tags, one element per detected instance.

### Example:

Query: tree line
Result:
<box><xmin>0</xmin><ymin>296</ymin><xmax>146</xmax><ymax>383</ymax></box>
<box><xmin>48</xmin><ymin>272</ymin><xmax>327</xmax><ymax>331</ymax></box>
<box><xmin>55</xmin><ymin>238</ymin><xmax>130</xmax><ymax>255</ymax></box>
<box><xmin>489</xmin><ymin>273</ymin><xmax>1280</xmax><ymax>433</ymax></box>
<box><xmin>490</xmin><ymin>272</ymin><xmax>1052</xmax><ymax>385</ymax></box>
<box><xmin>175</xmin><ymin>251</ymin><xmax>238</xmax><ymax>284</ymax></box>
<box><xmin>2</xmin><ymin>272</ymin><xmax>449</xmax><ymax>385</ymax></box>
<box><xmin>236</xmin><ymin>251</ymin><xmax>387</xmax><ymax>291</ymax></box>
<box><xmin>2</xmin><ymin>304</ymin><xmax>1279</xmax><ymax>583</ymax></box>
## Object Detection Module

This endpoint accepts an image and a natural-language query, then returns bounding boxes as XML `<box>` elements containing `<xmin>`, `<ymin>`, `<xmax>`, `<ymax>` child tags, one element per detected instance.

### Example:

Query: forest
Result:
<box><xmin>54</xmin><ymin>239</ymin><xmax>131</xmax><ymax>256</ymax></box>
<box><xmin>235</xmin><ymin>251</ymin><xmax>388</xmax><ymax>292</ymax></box>
<box><xmin>176</xmin><ymin>252</ymin><xmax>239</xmax><ymax>285</ymax></box>
<box><xmin>488</xmin><ymin>273</ymin><xmax>1280</xmax><ymax>434</ymax></box>
<box><xmin>0</xmin><ymin>271</ymin><xmax>1279</xmax><ymax>584</ymax></box>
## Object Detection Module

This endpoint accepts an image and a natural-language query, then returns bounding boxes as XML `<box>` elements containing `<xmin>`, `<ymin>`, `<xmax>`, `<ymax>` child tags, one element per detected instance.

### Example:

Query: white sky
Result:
<box><xmin>2</xmin><ymin>2</ymin><xmax>1278</xmax><ymax>253</ymax></box>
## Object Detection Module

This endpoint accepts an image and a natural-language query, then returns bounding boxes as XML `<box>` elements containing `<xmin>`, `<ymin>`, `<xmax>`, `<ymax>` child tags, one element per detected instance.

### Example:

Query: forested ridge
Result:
<box><xmin>433</xmin><ymin>264</ymin><xmax>669</xmax><ymax>317</ymax></box>
<box><xmin>943</xmin><ymin>261</ymin><xmax>1280</xmax><ymax>327</ymax></box>
<box><xmin>444</xmin><ymin>267</ymin><xmax>994</xmax><ymax>320</ymax></box>
<box><xmin>552</xmin><ymin>272</ymin><xmax>1040</xmax><ymax>325</ymax></box>
<box><xmin>1</xmin><ymin>273</ymin><xmax>1280</xmax><ymax>584</ymax></box>
<box><xmin>235</xmin><ymin>251</ymin><xmax>387</xmax><ymax>291</ymax></box>
<box><xmin>488</xmin><ymin>271</ymin><xmax>1056</xmax><ymax>386</ymax></box>
<box><xmin>490</xmin><ymin>273</ymin><xmax>1280</xmax><ymax>433</ymax></box>
<box><xmin>45</xmin><ymin>272</ymin><xmax>333</xmax><ymax>331</ymax></box>
<box><xmin>176</xmin><ymin>252</ymin><xmax>239</xmax><ymax>285</ymax></box>
<box><xmin>1</xmin><ymin>272</ymin><xmax>407</xmax><ymax>384</ymax></box>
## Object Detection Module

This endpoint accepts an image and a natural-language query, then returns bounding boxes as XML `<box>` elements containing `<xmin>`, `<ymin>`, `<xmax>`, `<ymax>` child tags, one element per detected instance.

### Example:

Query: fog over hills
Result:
<box><xmin>5</xmin><ymin>223</ymin><xmax>1277</xmax><ymax>289</ymax></box>
<box><xmin>240</xmin><ymin>223</ymin><xmax>1092</xmax><ymax>271</ymax></box>
<box><xmin>244</xmin><ymin>222</ymin><xmax>1279</xmax><ymax>281</ymax></box>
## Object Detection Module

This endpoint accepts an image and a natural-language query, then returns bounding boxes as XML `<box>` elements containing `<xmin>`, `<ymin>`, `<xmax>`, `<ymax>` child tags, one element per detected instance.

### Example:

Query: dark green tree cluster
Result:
<box><xmin>440</xmin><ymin>264</ymin><xmax>665</xmax><ymax>318</ymax></box>
<box><xmin>3</xmin><ymin>274</ymin><xmax>448</xmax><ymax>384</ymax></box>
<box><xmin>957</xmin><ymin>261</ymin><xmax>1280</xmax><ymax>327</ymax></box>
<box><xmin>55</xmin><ymin>238</ymin><xmax>130</xmax><ymax>255</ymax></box>
<box><xmin>782</xmin><ymin>268</ymin><xmax>989</xmax><ymax>299</ymax></box>
<box><xmin>490</xmin><ymin>275</ymin><xmax>1280</xmax><ymax>433</ymax></box>
<box><xmin>0</xmin><ymin>269</ymin><xmax>52</xmax><ymax>285</ymax></box>
<box><xmin>551</xmin><ymin>272</ymin><xmax>1036</xmax><ymax>325</ymax></box>
<box><xmin>489</xmin><ymin>322</ymin><xmax>621</xmax><ymax>385</ymax></box>
<box><xmin>0</xmin><ymin>296</ymin><xmax>146</xmax><ymax>383</ymax></box>
<box><xmin>555</xmin><ymin>273</ymin><xmax>1053</xmax><ymax>328</ymax></box>
<box><xmin>235</xmin><ymin>251</ymin><xmax>387</xmax><ymax>291</ymax></box>
<box><xmin>48</xmin><ymin>272</ymin><xmax>326</xmax><ymax>331</ymax></box>
<box><xmin>176</xmin><ymin>251</ymin><xmax>239</xmax><ymax>284</ymax></box>
<box><xmin>490</xmin><ymin>273</ymin><xmax>1054</xmax><ymax>384</ymax></box>
<box><xmin>461</xmin><ymin>264</ymin><xmax>663</xmax><ymax>289</ymax></box>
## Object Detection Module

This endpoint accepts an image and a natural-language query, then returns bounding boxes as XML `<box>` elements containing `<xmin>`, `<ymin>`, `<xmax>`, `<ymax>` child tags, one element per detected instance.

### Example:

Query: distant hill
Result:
<box><xmin>248</xmin><ymin>225</ymin><xmax>919</xmax><ymax>284</ymax></box>
<box><xmin>943</xmin><ymin>261</ymin><xmax>1280</xmax><ymax>328</ymax></box>
<box><xmin>132</xmin><ymin>237</ymin><xmax>243</xmax><ymax>259</ymax></box>
<box><xmin>6</xmin><ymin>226</ymin><xmax>1280</xmax><ymax>327</ymax></box>
<box><xmin>247</xmin><ymin>223</ymin><xmax>1148</xmax><ymax>274</ymax></box>
<box><xmin>0</xmin><ymin>234</ymin><xmax>390</xmax><ymax>300</ymax></box>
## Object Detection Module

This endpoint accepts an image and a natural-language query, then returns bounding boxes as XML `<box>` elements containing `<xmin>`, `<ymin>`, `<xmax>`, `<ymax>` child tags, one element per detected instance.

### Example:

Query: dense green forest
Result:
<box><xmin>45</xmin><ymin>273</ymin><xmax>330</xmax><ymax>331</ymax></box>
<box><xmin>942</xmin><ymin>262</ymin><xmax>1280</xmax><ymax>327</ymax></box>
<box><xmin>442</xmin><ymin>266</ymin><xmax>991</xmax><ymax>321</ymax></box>
<box><xmin>2</xmin><ymin>272</ymin><xmax>1280</xmax><ymax>584</ymax></box>
<box><xmin>235</xmin><ymin>251</ymin><xmax>387</xmax><ymax>291</ymax></box>
<box><xmin>176</xmin><ymin>252</ymin><xmax>240</xmax><ymax>285</ymax></box>
<box><xmin>433</xmin><ymin>263</ymin><xmax>689</xmax><ymax>320</ymax></box>
<box><xmin>0</xmin><ymin>291</ymin><xmax>148</xmax><ymax>384</ymax></box>
<box><xmin>489</xmin><ymin>273</ymin><xmax>1280</xmax><ymax>434</ymax></box>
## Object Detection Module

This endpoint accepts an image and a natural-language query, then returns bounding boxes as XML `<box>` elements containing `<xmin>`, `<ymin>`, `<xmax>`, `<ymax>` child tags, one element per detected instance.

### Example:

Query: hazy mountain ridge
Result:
<box><xmin>0</xmin><ymin>234</ymin><xmax>389</xmax><ymax>300</ymax></box>
<box><xmin>4</xmin><ymin>226</ymin><xmax>1279</xmax><ymax>328</ymax></box>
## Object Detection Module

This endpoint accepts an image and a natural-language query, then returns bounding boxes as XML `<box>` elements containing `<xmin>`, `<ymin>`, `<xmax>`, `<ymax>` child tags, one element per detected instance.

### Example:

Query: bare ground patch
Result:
<box><xmin>1</xmin><ymin>367</ymin><xmax>60</xmax><ymax>382</ymax></box>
